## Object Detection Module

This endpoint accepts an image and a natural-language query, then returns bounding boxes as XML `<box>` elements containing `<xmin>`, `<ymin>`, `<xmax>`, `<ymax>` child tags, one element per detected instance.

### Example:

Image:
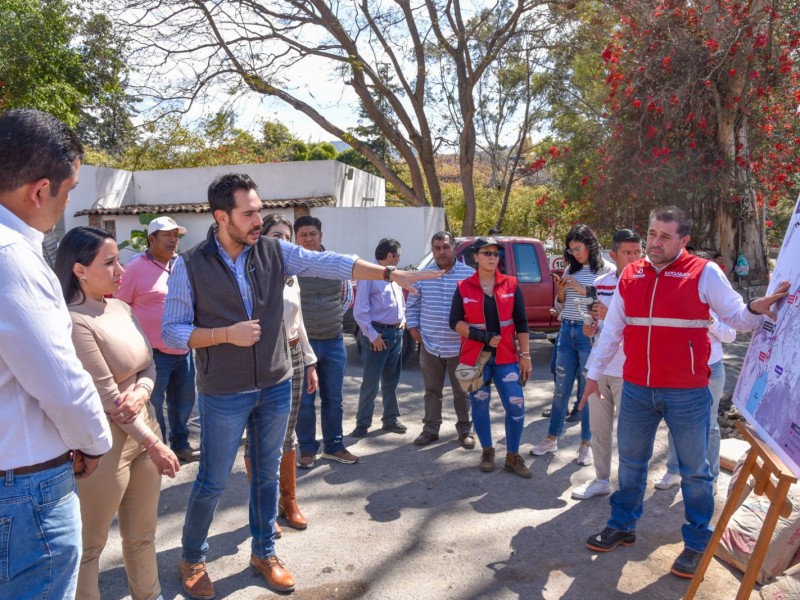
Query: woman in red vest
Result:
<box><xmin>449</xmin><ymin>237</ymin><xmax>532</xmax><ymax>477</ymax></box>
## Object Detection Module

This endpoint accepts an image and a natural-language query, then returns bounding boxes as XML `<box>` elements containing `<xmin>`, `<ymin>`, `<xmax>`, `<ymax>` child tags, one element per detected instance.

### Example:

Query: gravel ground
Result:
<box><xmin>96</xmin><ymin>335</ymin><xmax>751</xmax><ymax>600</ymax></box>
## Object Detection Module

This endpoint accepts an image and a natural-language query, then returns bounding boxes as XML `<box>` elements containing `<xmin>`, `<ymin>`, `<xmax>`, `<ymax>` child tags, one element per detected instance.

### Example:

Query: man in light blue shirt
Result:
<box><xmin>351</xmin><ymin>238</ymin><xmax>407</xmax><ymax>437</ymax></box>
<box><xmin>407</xmin><ymin>231</ymin><xmax>476</xmax><ymax>448</ymax></box>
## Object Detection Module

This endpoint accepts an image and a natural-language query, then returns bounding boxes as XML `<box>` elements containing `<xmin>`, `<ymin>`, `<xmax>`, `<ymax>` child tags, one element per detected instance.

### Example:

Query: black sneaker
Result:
<box><xmin>671</xmin><ymin>547</ymin><xmax>703</xmax><ymax>578</ymax></box>
<box><xmin>349</xmin><ymin>426</ymin><xmax>368</xmax><ymax>438</ymax></box>
<box><xmin>586</xmin><ymin>527</ymin><xmax>636</xmax><ymax>552</ymax></box>
<box><xmin>565</xmin><ymin>408</ymin><xmax>582</xmax><ymax>423</ymax></box>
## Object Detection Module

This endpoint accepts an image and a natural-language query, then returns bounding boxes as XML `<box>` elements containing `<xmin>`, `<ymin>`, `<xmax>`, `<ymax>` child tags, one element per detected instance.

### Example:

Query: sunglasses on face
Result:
<box><xmin>566</xmin><ymin>244</ymin><xmax>586</xmax><ymax>255</ymax></box>
<box><xmin>477</xmin><ymin>251</ymin><xmax>500</xmax><ymax>257</ymax></box>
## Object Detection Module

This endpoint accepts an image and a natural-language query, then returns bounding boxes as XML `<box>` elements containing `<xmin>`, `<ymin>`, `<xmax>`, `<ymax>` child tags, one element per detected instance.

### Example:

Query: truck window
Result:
<box><xmin>513</xmin><ymin>243</ymin><xmax>543</xmax><ymax>283</ymax></box>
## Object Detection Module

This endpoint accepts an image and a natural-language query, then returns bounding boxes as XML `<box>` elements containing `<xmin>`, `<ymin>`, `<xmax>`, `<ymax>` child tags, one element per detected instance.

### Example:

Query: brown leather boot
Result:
<box><xmin>279</xmin><ymin>449</ymin><xmax>308</xmax><ymax>530</ymax></box>
<box><xmin>179</xmin><ymin>560</ymin><xmax>215</xmax><ymax>600</ymax></box>
<box><xmin>250</xmin><ymin>554</ymin><xmax>295</xmax><ymax>592</ymax></box>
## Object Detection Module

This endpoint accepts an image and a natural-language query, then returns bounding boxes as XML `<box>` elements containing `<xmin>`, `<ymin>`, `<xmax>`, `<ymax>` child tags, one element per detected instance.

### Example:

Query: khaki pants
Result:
<box><xmin>589</xmin><ymin>374</ymin><xmax>623</xmax><ymax>482</ymax></box>
<box><xmin>418</xmin><ymin>345</ymin><xmax>472</xmax><ymax>435</ymax></box>
<box><xmin>76</xmin><ymin>408</ymin><xmax>163</xmax><ymax>600</ymax></box>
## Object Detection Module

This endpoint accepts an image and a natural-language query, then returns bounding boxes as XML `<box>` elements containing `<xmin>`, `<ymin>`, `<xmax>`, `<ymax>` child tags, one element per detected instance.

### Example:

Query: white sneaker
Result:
<box><xmin>576</xmin><ymin>445</ymin><xmax>593</xmax><ymax>466</ymax></box>
<box><xmin>529</xmin><ymin>438</ymin><xmax>558</xmax><ymax>456</ymax></box>
<box><xmin>655</xmin><ymin>471</ymin><xmax>681</xmax><ymax>490</ymax></box>
<box><xmin>572</xmin><ymin>479</ymin><xmax>612</xmax><ymax>499</ymax></box>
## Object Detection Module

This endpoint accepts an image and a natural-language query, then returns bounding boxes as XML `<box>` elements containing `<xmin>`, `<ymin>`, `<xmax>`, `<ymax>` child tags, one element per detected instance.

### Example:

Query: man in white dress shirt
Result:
<box><xmin>0</xmin><ymin>109</ymin><xmax>112</xmax><ymax>600</ymax></box>
<box><xmin>581</xmin><ymin>205</ymin><xmax>789</xmax><ymax>579</ymax></box>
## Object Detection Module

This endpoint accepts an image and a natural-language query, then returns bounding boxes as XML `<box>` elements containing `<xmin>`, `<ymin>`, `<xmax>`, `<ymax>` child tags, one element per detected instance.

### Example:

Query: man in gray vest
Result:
<box><xmin>164</xmin><ymin>175</ymin><xmax>440</xmax><ymax>598</ymax></box>
<box><xmin>293</xmin><ymin>215</ymin><xmax>359</xmax><ymax>468</ymax></box>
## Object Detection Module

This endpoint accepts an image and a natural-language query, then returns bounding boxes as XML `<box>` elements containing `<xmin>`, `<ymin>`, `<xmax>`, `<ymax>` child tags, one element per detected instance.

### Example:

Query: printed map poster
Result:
<box><xmin>733</xmin><ymin>193</ymin><xmax>800</xmax><ymax>477</ymax></box>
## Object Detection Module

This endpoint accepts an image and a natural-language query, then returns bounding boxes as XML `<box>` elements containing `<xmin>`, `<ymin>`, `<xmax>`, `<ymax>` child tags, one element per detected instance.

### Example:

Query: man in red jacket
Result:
<box><xmin>581</xmin><ymin>206</ymin><xmax>789</xmax><ymax>578</ymax></box>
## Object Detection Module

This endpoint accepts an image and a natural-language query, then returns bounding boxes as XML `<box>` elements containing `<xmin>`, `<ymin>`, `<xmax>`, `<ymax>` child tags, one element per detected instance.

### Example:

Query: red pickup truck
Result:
<box><xmin>345</xmin><ymin>236</ymin><xmax>562</xmax><ymax>362</ymax></box>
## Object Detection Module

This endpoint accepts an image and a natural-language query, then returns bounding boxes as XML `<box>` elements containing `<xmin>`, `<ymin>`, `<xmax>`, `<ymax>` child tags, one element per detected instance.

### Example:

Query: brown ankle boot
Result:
<box><xmin>279</xmin><ymin>449</ymin><xmax>308</xmax><ymax>530</ymax></box>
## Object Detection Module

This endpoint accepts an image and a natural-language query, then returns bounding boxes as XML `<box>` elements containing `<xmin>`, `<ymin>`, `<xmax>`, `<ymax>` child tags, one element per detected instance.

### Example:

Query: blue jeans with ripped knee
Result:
<box><xmin>470</xmin><ymin>357</ymin><xmax>525</xmax><ymax>453</ymax></box>
<box><xmin>548</xmin><ymin>319</ymin><xmax>592</xmax><ymax>442</ymax></box>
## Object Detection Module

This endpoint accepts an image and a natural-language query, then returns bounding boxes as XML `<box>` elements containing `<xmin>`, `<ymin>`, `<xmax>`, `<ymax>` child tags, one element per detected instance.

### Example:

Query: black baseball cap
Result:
<box><xmin>473</xmin><ymin>237</ymin><xmax>500</xmax><ymax>252</ymax></box>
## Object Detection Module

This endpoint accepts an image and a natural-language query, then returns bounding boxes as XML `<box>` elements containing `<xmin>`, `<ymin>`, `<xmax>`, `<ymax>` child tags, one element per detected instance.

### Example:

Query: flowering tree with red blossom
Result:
<box><xmin>585</xmin><ymin>0</ymin><xmax>799</xmax><ymax>278</ymax></box>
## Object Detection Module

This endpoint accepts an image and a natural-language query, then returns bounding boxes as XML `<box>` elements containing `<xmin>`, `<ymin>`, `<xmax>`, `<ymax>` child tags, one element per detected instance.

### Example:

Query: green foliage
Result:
<box><xmin>337</xmin><ymin>148</ymin><xmax>372</xmax><ymax>171</ymax></box>
<box><xmin>0</xmin><ymin>0</ymin><xmax>84</xmax><ymax>124</ymax></box>
<box><xmin>308</xmin><ymin>142</ymin><xmax>337</xmax><ymax>161</ymax></box>
<box><xmin>441</xmin><ymin>182</ymin><xmax>579</xmax><ymax>243</ymax></box>
<box><xmin>111</xmin><ymin>112</ymin><xmax>265</xmax><ymax>170</ymax></box>
<box><xmin>539</xmin><ymin>3</ymin><xmax>613</xmax><ymax>226</ymax></box>
<box><xmin>261</xmin><ymin>120</ymin><xmax>309</xmax><ymax>160</ymax></box>
<box><xmin>0</xmin><ymin>2</ymin><xmax>134</xmax><ymax>153</ymax></box>
<box><xmin>74</xmin><ymin>13</ymin><xmax>137</xmax><ymax>155</ymax></box>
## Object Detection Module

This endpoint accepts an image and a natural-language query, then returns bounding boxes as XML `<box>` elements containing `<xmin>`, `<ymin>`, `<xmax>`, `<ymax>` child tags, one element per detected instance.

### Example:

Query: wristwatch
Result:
<box><xmin>383</xmin><ymin>266</ymin><xmax>397</xmax><ymax>282</ymax></box>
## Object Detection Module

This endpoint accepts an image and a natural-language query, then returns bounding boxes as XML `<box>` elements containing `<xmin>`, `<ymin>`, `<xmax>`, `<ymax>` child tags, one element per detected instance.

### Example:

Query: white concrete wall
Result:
<box><xmin>128</xmin><ymin>161</ymin><xmax>384</xmax><ymax>207</ymax></box>
<box><xmin>308</xmin><ymin>206</ymin><xmax>446</xmax><ymax>266</ymax></box>
<box><xmin>66</xmin><ymin>165</ymin><xmax>132</xmax><ymax>233</ymax></box>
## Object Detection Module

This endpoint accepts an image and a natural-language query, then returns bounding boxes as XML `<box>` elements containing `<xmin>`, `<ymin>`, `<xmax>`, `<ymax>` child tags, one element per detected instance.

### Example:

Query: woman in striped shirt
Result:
<box><xmin>531</xmin><ymin>225</ymin><xmax>612</xmax><ymax>466</ymax></box>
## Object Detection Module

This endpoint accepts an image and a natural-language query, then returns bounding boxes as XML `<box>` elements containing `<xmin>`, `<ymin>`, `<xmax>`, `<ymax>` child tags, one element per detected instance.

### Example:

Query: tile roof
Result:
<box><xmin>74</xmin><ymin>195</ymin><xmax>336</xmax><ymax>217</ymax></box>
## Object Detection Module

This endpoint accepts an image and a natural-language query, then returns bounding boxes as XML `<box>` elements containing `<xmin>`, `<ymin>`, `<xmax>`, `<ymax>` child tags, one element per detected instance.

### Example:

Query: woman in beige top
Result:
<box><xmin>262</xmin><ymin>213</ymin><xmax>318</xmax><ymax>531</ymax></box>
<box><xmin>243</xmin><ymin>214</ymin><xmax>319</xmax><ymax>535</ymax></box>
<box><xmin>55</xmin><ymin>226</ymin><xmax>180</xmax><ymax>600</ymax></box>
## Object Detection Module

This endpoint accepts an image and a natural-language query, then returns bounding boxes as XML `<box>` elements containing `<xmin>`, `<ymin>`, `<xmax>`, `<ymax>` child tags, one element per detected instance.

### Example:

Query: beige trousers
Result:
<box><xmin>589</xmin><ymin>374</ymin><xmax>624</xmax><ymax>482</ymax></box>
<box><xmin>76</xmin><ymin>407</ymin><xmax>163</xmax><ymax>600</ymax></box>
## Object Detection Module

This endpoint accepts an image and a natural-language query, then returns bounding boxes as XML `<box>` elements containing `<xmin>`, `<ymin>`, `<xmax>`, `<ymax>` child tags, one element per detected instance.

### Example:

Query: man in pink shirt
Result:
<box><xmin>116</xmin><ymin>216</ymin><xmax>199</xmax><ymax>462</ymax></box>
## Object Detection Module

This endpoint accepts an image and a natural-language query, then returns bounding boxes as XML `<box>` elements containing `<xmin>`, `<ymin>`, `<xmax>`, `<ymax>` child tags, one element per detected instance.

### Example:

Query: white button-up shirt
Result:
<box><xmin>0</xmin><ymin>204</ymin><xmax>112</xmax><ymax>469</ymax></box>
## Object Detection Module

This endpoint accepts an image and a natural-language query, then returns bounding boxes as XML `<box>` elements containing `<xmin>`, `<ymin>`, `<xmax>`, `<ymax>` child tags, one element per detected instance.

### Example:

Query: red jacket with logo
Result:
<box><xmin>618</xmin><ymin>252</ymin><xmax>711</xmax><ymax>388</ymax></box>
<box><xmin>457</xmin><ymin>272</ymin><xmax>519</xmax><ymax>366</ymax></box>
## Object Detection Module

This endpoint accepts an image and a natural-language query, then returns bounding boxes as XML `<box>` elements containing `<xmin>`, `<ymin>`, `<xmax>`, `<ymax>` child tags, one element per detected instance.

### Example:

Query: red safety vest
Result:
<box><xmin>457</xmin><ymin>272</ymin><xmax>519</xmax><ymax>366</ymax></box>
<box><xmin>618</xmin><ymin>252</ymin><xmax>711</xmax><ymax>388</ymax></box>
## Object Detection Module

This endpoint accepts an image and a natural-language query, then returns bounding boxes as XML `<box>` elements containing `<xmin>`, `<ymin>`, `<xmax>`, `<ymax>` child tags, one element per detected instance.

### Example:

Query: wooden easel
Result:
<box><xmin>685</xmin><ymin>421</ymin><xmax>798</xmax><ymax>600</ymax></box>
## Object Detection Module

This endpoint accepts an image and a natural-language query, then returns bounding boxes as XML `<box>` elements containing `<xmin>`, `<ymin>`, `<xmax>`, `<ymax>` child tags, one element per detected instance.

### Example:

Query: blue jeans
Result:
<box><xmin>548</xmin><ymin>320</ymin><xmax>592</xmax><ymax>441</ymax></box>
<box><xmin>151</xmin><ymin>350</ymin><xmax>196</xmax><ymax>451</ymax></box>
<box><xmin>0</xmin><ymin>461</ymin><xmax>81</xmax><ymax>599</ymax></box>
<box><xmin>610</xmin><ymin>382</ymin><xmax>714</xmax><ymax>552</ymax></box>
<box><xmin>470</xmin><ymin>358</ymin><xmax>526</xmax><ymax>453</ymax></box>
<box><xmin>182</xmin><ymin>380</ymin><xmax>291</xmax><ymax>562</ymax></box>
<box><xmin>296</xmin><ymin>335</ymin><xmax>347</xmax><ymax>455</ymax></box>
<box><xmin>666</xmin><ymin>360</ymin><xmax>726</xmax><ymax>481</ymax></box>
<box><xmin>355</xmin><ymin>326</ymin><xmax>403</xmax><ymax>429</ymax></box>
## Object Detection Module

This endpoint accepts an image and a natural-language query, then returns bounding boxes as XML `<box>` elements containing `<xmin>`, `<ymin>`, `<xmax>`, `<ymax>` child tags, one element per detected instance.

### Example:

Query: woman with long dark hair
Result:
<box><xmin>55</xmin><ymin>226</ymin><xmax>179</xmax><ymax>600</ymax></box>
<box><xmin>531</xmin><ymin>225</ymin><xmax>612</xmax><ymax>466</ymax></box>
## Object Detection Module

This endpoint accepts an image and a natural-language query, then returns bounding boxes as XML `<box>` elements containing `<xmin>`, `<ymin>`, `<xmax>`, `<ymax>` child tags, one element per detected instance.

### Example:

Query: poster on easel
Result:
<box><xmin>733</xmin><ymin>193</ymin><xmax>800</xmax><ymax>478</ymax></box>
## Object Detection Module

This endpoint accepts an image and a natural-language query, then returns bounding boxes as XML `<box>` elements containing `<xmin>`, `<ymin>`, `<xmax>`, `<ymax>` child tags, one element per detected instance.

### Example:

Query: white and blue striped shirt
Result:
<box><xmin>406</xmin><ymin>260</ymin><xmax>474</xmax><ymax>358</ymax></box>
<box><xmin>560</xmin><ymin>262</ymin><xmax>614</xmax><ymax>322</ymax></box>
<box><xmin>163</xmin><ymin>236</ymin><xmax>357</xmax><ymax>350</ymax></box>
